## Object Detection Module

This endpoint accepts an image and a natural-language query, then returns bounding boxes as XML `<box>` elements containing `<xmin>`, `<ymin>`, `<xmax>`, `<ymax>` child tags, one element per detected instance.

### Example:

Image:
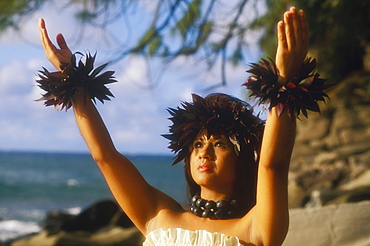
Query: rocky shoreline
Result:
<box><xmin>4</xmin><ymin>199</ymin><xmax>370</xmax><ymax>246</ymax></box>
<box><xmin>2</xmin><ymin>200</ymin><xmax>145</xmax><ymax>246</ymax></box>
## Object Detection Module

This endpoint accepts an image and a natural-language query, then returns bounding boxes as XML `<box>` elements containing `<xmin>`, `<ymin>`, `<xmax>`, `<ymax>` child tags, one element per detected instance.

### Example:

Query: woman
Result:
<box><xmin>39</xmin><ymin>7</ymin><xmax>313</xmax><ymax>246</ymax></box>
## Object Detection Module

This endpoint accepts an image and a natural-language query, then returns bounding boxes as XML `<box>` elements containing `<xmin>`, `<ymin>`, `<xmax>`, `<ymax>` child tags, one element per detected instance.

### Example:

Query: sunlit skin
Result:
<box><xmin>190</xmin><ymin>130</ymin><xmax>239</xmax><ymax>201</ymax></box>
<box><xmin>39</xmin><ymin>6</ymin><xmax>307</xmax><ymax>246</ymax></box>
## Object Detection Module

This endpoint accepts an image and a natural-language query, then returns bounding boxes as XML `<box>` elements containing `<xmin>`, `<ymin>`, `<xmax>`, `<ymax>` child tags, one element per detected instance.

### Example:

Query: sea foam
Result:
<box><xmin>0</xmin><ymin>220</ymin><xmax>41</xmax><ymax>242</ymax></box>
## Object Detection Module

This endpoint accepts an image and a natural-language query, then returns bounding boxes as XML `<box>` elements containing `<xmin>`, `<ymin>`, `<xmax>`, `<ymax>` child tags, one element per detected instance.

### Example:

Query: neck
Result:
<box><xmin>199</xmin><ymin>187</ymin><xmax>233</xmax><ymax>201</ymax></box>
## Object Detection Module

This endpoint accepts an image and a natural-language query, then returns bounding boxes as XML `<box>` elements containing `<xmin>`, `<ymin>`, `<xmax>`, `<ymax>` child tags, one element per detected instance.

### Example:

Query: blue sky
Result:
<box><xmin>0</xmin><ymin>1</ymin><xmax>264</xmax><ymax>155</ymax></box>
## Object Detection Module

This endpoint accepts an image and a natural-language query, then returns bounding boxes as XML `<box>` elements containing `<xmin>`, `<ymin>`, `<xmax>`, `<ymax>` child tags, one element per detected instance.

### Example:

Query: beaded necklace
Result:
<box><xmin>189</xmin><ymin>195</ymin><xmax>239</xmax><ymax>219</ymax></box>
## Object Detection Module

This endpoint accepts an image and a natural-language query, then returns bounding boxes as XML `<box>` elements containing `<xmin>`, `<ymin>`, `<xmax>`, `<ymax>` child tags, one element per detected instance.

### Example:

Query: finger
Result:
<box><xmin>277</xmin><ymin>21</ymin><xmax>287</xmax><ymax>50</ymax></box>
<box><xmin>39</xmin><ymin>18</ymin><xmax>49</xmax><ymax>48</ymax></box>
<box><xmin>291</xmin><ymin>7</ymin><xmax>302</xmax><ymax>45</ymax></box>
<box><xmin>56</xmin><ymin>33</ymin><xmax>70</xmax><ymax>50</ymax></box>
<box><xmin>299</xmin><ymin>10</ymin><xmax>309</xmax><ymax>46</ymax></box>
<box><xmin>39</xmin><ymin>18</ymin><xmax>56</xmax><ymax>53</ymax></box>
<box><xmin>39</xmin><ymin>18</ymin><xmax>47</xmax><ymax>49</ymax></box>
<box><xmin>39</xmin><ymin>18</ymin><xmax>45</xmax><ymax>29</ymax></box>
<box><xmin>284</xmin><ymin>10</ymin><xmax>294</xmax><ymax>49</ymax></box>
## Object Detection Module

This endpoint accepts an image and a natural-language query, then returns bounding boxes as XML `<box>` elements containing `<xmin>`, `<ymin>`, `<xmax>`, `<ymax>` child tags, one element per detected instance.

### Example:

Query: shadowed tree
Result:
<box><xmin>253</xmin><ymin>0</ymin><xmax>370</xmax><ymax>82</ymax></box>
<box><xmin>1</xmin><ymin>0</ymin><xmax>263</xmax><ymax>88</ymax></box>
<box><xmin>2</xmin><ymin>0</ymin><xmax>370</xmax><ymax>86</ymax></box>
<box><xmin>0</xmin><ymin>0</ymin><xmax>46</xmax><ymax>31</ymax></box>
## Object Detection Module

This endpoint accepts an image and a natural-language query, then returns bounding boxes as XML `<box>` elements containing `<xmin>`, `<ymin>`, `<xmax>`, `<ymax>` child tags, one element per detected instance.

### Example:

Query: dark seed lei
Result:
<box><xmin>190</xmin><ymin>195</ymin><xmax>239</xmax><ymax>219</ymax></box>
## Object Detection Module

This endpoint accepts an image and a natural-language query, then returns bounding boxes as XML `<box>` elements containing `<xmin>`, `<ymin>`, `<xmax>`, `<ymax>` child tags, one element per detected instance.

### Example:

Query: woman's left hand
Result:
<box><xmin>275</xmin><ymin>7</ymin><xmax>309</xmax><ymax>84</ymax></box>
<box><xmin>39</xmin><ymin>18</ymin><xmax>73</xmax><ymax>71</ymax></box>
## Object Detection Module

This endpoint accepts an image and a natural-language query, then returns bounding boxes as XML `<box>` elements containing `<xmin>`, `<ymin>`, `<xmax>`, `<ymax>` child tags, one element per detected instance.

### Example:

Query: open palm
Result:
<box><xmin>275</xmin><ymin>7</ymin><xmax>309</xmax><ymax>84</ymax></box>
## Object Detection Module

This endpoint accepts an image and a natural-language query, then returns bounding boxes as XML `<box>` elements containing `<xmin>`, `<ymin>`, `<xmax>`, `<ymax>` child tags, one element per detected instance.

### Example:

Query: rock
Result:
<box><xmin>8</xmin><ymin>226</ymin><xmax>143</xmax><ymax>246</ymax></box>
<box><xmin>295</xmin><ymin>114</ymin><xmax>331</xmax><ymax>143</ymax></box>
<box><xmin>284</xmin><ymin>201</ymin><xmax>370</xmax><ymax>246</ymax></box>
<box><xmin>288</xmin><ymin>180</ymin><xmax>306</xmax><ymax>208</ymax></box>
<box><xmin>313</xmin><ymin>152</ymin><xmax>338</xmax><ymax>166</ymax></box>
<box><xmin>325</xmin><ymin>186</ymin><xmax>370</xmax><ymax>205</ymax></box>
<box><xmin>7</xmin><ymin>200</ymin><xmax>144</xmax><ymax>246</ymax></box>
<box><xmin>348</xmin><ymin>150</ymin><xmax>370</xmax><ymax>169</ymax></box>
<box><xmin>59</xmin><ymin>200</ymin><xmax>134</xmax><ymax>232</ymax></box>
<box><xmin>335</xmin><ymin>142</ymin><xmax>370</xmax><ymax>159</ymax></box>
<box><xmin>288</xmin><ymin>72</ymin><xmax>370</xmax><ymax>210</ymax></box>
<box><xmin>295</xmin><ymin>166</ymin><xmax>348</xmax><ymax>192</ymax></box>
<box><xmin>340</xmin><ymin>170</ymin><xmax>370</xmax><ymax>191</ymax></box>
<box><xmin>43</xmin><ymin>210</ymin><xmax>76</xmax><ymax>233</ymax></box>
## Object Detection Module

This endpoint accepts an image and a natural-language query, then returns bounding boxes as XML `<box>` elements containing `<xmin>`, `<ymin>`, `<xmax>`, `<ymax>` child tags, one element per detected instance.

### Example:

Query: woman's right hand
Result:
<box><xmin>39</xmin><ymin>18</ymin><xmax>73</xmax><ymax>71</ymax></box>
<box><xmin>275</xmin><ymin>7</ymin><xmax>309</xmax><ymax>84</ymax></box>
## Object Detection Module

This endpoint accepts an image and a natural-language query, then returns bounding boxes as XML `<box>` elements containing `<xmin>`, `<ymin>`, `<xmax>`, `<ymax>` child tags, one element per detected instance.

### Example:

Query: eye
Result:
<box><xmin>215</xmin><ymin>141</ymin><xmax>226</xmax><ymax>148</ymax></box>
<box><xmin>193</xmin><ymin>141</ymin><xmax>203</xmax><ymax>148</ymax></box>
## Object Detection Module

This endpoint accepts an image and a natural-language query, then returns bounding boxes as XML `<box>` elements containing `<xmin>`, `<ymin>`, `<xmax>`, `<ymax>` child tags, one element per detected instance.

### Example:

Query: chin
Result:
<box><xmin>193</xmin><ymin>175</ymin><xmax>215</xmax><ymax>187</ymax></box>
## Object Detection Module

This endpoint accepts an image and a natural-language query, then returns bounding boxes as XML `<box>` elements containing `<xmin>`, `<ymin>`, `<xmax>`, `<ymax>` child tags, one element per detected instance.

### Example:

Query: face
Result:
<box><xmin>189</xmin><ymin>129</ymin><xmax>239</xmax><ymax>194</ymax></box>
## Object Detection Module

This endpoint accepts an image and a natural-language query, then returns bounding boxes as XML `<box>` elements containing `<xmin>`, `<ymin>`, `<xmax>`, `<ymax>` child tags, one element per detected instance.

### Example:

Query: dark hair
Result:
<box><xmin>163</xmin><ymin>93</ymin><xmax>264</xmax><ymax>216</ymax></box>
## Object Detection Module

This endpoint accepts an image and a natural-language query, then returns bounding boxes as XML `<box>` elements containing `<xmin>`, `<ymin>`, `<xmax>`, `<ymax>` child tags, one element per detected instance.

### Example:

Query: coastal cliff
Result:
<box><xmin>289</xmin><ymin>71</ymin><xmax>370</xmax><ymax>208</ymax></box>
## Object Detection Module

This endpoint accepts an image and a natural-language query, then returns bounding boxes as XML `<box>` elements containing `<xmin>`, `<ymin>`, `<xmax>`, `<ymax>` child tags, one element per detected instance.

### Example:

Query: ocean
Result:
<box><xmin>0</xmin><ymin>151</ymin><xmax>187</xmax><ymax>242</ymax></box>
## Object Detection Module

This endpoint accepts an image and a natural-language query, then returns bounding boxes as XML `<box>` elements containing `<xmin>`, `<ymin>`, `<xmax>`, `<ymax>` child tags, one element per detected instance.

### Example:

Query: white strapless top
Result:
<box><xmin>143</xmin><ymin>228</ymin><xmax>242</xmax><ymax>246</ymax></box>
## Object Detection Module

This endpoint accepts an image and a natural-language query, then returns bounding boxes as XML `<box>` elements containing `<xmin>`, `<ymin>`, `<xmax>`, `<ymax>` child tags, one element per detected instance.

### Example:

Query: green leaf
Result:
<box><xmin>132</xmin><ymin>27</ymin><xmax>157</xmax><ymax>53</ymax></box>
<box><xmin>148</xmin><ymin>36</ymin><xmax>162</xmax><ymax>56</ymax></box>
<box><xmin>229</xmin><ymin>47</ymin><xmax>243</xmax><ymax>66</ymax></box>
<box><xmin>75</xmin><ymin>10</ymin><xmax>96</xmax><ymax>23</ymax></box>
<box><xmin>171</xmin><ymin>0</ymin><xmax>201</xmax><ymax>40</ymax></box>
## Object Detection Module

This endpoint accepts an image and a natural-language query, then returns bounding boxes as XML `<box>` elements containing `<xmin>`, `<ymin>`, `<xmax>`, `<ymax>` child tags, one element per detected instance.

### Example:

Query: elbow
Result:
<box><xmin>261</xmin><ymin>147</ymin><xmax>294</xmax><ymax>171</ymax></box>
<box><xmin>91</xmin><ymin>153</ymin><xmax>105</xmax><ymax>166</ymax></box>
<box><xmin>90</xmin><ymin>147</ymin><xmax>119</xmax><ymax>167</ymax></box>
<box><xmin>260</xmin><ymin>158</ymin><xmax>291</xmax><ymax>174</ymax></box>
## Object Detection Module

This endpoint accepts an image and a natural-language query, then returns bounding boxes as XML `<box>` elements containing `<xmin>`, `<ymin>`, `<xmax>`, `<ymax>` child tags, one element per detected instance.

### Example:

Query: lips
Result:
<box><xmin>198</xmin><ymin>163</ymin><xmax>214</xmax><ymax>172</ymax></box>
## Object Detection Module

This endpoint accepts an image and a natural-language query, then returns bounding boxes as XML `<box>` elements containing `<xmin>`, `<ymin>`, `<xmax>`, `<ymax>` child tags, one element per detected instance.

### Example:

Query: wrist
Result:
<box><xmin>277</xmin><ymin>76</ymin><xmax>287</xmax><ymax>86</ymax></box>
<box><xmin>36</xmin><ymin>52</ymin><xmax>116</xmax><ymax>111</ymax></box>
<box><xmin>244</xmin><ymin>57</ymin><xmax>332</xmax><ymax>118</ymax></box>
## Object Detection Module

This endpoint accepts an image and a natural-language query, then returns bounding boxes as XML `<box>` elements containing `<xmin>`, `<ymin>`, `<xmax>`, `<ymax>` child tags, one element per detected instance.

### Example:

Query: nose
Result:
<box><xmin>199</xmin><ymin>143</ymin><xmax>215</xmax><ymax>160</ymax></box>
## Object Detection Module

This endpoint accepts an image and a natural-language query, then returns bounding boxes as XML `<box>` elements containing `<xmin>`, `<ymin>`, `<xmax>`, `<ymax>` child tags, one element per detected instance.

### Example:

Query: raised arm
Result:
<box><xmin>251</xmin><ymin>7</ymin><xmax>308</xmax><ymax>245</ymax></box>
<box><xmin>38</xmin><ymin>19</ymin><xmax>181</xmax><ymax>233</ymax></box>
<box><xmin>70</xmin><ymin>90</ymin><xmax>178</xmax><ymax>233</ymax></box>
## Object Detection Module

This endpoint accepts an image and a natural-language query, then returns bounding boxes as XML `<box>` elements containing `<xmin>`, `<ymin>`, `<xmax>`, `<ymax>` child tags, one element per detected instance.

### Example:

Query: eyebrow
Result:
<box><xmin>194</xmin><ymin>135</ymin><xmax>227</xmax><ymax>141</ymax></box>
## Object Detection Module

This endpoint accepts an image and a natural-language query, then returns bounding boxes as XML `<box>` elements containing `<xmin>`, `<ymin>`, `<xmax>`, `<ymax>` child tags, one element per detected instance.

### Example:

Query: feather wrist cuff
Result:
<box><xmin>36</xmin><ymin>52</ymin><xmax>117</xmax><ymax>111</ymax></box>
<box><xmin>243</xmin><ymin>57</ymin><xmax>331</xmax><ymax>118</ymax></box>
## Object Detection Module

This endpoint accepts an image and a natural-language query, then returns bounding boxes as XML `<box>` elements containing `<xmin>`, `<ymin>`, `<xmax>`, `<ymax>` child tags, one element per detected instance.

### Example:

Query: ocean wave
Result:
<box><xmin>66</xmin><ymin>206</ymin><xmax>82</xmax><ymax>215</ymax></box>
<box><xmin>0</xmin><ymin>220</ymin><xmax>41</xmax><ymax>242</ymax></box>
